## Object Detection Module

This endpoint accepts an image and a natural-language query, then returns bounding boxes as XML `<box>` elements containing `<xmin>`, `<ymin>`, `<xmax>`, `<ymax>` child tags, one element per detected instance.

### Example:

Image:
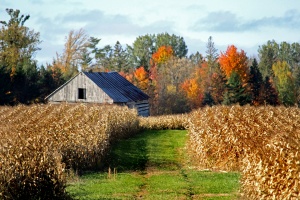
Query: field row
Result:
<box><xmin>0</xmin><ymin>104</ymin><xmax>140</xmax><ymax>199</ymax></box>
<box><xmin>188</xmin><ymin>105</ymin><xmax>300</xmax><ymax>199</ymax></box>
<box><xmin>0</xmin><ymin>104</ymin><xmax>299</xmax><ymax>199</ymax></box>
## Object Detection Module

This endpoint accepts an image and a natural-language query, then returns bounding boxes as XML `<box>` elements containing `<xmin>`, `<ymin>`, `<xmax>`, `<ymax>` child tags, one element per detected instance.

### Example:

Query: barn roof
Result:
<box><xmin>83</xmin><ymin>72</ymin><xmax>149</xmax><ymax>102</ymax></box>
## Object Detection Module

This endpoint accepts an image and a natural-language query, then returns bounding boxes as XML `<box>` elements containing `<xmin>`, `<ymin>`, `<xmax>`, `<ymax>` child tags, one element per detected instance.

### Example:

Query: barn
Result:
<box><xmin>45</xmin><ymin>71</ymin><xmax>150</xmax><ymax>116</ymax></box>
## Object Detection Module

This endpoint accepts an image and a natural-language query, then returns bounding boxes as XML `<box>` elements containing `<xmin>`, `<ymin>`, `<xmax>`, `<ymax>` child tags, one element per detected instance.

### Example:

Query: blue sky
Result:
<box><xmin>1</xmin><ymin>0</ymin><xmax>300</xmax><ymax>65</ymax></box>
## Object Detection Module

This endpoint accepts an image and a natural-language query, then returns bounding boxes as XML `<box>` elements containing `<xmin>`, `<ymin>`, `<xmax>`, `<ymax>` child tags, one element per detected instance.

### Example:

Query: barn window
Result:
<box><xmin>78</xmin><ymin>88</ymin><xmax>86</xmax><ymax>99</ymax></box>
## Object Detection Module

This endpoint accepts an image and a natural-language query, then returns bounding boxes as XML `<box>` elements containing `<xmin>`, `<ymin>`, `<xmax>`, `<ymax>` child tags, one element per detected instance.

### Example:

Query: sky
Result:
<box><xmin>1</xmin><ymin>0</ymin><xmax>300</xmax><ymax>65</ymax></box>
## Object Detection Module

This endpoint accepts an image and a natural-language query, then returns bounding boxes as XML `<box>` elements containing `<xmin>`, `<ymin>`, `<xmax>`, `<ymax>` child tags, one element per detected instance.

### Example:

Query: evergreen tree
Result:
<box><xmin>111</xmin><ymin>41</ymin><xmax>130</xmax><ymax>72</ymax></box>
<box><xmin>202</xmin><ymin>91</ymin><xmax>215</xmax><ymax>106</ymax></box>
<box><xmin>260</xmin><ymin>76</ymin><xmax>279</xmax><ymax>106</ymax></box>
<box><xmin>210</xmin><ymin>65</ymin><xmax>227</xmax><ymax>104</ymax></box>
<box><xmin>37</xmin><ymin>65</ymin><xmax>60</xmax><ymax>102</ymax></box>
<box><xmin>222</xmin><ymin>71</ymin><xmax>251</xmax><ymax>105</ymax></box>
<box><xmin>249</xmin><ymin>58</ymin><xmax>263</xmax><ymax>105</ymax></box>
<box><xmin>206</xmin><ymin>36</ymin><xmax>219</xmax><ymax>75</ymax></box>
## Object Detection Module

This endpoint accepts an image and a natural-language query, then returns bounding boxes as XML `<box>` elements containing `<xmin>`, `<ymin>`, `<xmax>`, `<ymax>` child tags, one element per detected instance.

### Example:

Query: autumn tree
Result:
<box><xmin>149</xmin><ymin>45</ymin><xmax>192</xmax><ymax>114</ymax></box>
<box><xmin>155</xmin><ymin>57</ymin><xmax>190</xmax><ymax>114</ymax></box>
<box><xmin>272</xmin><ymin>61</ymin><xmax>296</xmax><ymax>106</ymax></box>
<box><xmin>0</xmin><ymin>8</ymin><xmax>41</xmax><ymax>104</ymax></box>
<box><xmin>149</xmin><ymin>45</ymin><xmax>174</xmax><ymax>114</ymax></box>
<box><xmin>151</xmin><ymin>45</ymin><xmax>174</xmax><ymax>65</ymax></box>
<box><xmin>181</xmin><ymin>61</ymin><xmax>211</xmax><ymax>109</ymax></box>
<box><xmin>51</xmin><ymin>28</ymin><xmax>89</xmax><ymax>80</ymax></box>
<box><xmin>134</xmin><ymin>66</ymin><xmax>149</xmax><ymax>91</ymax></box>
<box><xmin>129</xmin><ymin>33</ymin><xmax>188</xmax><ymax>71</ymax></box>
<box><xmin>219</xmin><ymin>45</ymin><xmax>249</xmax><ymax>84</ymax></box>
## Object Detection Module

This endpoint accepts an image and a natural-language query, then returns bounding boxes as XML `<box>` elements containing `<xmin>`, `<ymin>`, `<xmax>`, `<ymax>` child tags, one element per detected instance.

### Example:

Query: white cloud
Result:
<box><xmin>1</xmin><ymin>0</ymin><xmax>300</xmax><ymax>65</ymax></box>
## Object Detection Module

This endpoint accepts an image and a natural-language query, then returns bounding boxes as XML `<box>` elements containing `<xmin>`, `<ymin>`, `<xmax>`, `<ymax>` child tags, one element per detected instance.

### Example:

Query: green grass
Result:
<box><xmin>67</xmin><ymin>173</ymin><xmax>144</xmax><ymax>199</ymax></box>
<box><xmin>67</xmin><ymin>130</ymin><xmax>240</xmax><ymax>199</ymax></box>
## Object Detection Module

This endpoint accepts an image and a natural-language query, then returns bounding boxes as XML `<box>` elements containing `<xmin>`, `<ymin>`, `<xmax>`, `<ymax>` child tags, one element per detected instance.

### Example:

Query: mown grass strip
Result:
<box><xmin>67</xmin><ymin>130</ymin><xmax>240</xmax><ymax>199</ymax></box>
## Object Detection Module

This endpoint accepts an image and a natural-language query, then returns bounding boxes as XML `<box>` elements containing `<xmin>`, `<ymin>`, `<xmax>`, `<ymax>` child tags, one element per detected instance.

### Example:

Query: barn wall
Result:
<box><xmin>48</xmin><ymin>73</ymin><xmax>114</xmax><ymax>103</ymax></box>
<box><xmin>127</xmin><ymin>100</ymin><xmax>149</xmax><ymax>117</ymax></box>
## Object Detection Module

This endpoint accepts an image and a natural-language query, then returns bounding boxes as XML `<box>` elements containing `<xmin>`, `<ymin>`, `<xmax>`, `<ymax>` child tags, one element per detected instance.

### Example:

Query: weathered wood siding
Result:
<box><xmin>127</xmin><ymin>100</ymin><xmax>149</xmax><ymax>117</ymax></box>
<box><xmin>48</xmin><ymin>73</ymin><xmax>114</xmax><ymax>103</ymax></box>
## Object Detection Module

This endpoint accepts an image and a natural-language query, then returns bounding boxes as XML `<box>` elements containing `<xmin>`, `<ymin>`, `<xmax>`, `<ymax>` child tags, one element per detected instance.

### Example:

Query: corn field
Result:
<box><xmin>0</xmin><ymin>104</ymin><xmax>139</xmax><ymax>199</ymax></box>
<box><xmin>188</xmin><ymin>105</ymin><xmax>300</xmax><ymax>199</ymax></box>
<box><xmin>139</xmin><ymin>114</ymin><xmax>188</xmax><ymax>130</ymax></box>
<box><xmin>1</xmin><ymin>104</ymin><xmax>299</xmax><ymax>199</ymax></box>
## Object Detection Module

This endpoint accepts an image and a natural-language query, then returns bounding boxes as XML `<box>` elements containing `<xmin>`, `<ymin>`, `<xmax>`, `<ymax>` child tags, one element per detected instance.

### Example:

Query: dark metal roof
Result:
<box><xmin>83</xmin><ymin>72</ymin><xmax>149</xmax><ymax>103</ymax></box>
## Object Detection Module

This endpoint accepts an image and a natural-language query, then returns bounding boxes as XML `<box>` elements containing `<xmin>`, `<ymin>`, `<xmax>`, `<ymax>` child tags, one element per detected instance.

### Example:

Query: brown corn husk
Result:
<box><xmin>187</xmin><ymin>105</ymin><xmax>300</xmax><ymax>199</ymax></box>
<box><xmin>0</xmin><ymin>103</ymin><xmax>139</xmax><ymax>199</ymax></box>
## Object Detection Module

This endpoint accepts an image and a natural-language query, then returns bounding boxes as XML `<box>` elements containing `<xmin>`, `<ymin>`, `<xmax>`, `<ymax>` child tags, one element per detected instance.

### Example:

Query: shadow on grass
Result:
<box><xmin>102</xmin><ymin>130</ymin><xmax>185</xmax><ymax>172</ymax></box>
<box><xmin>103</xmin><ymin>134</ymin><xmax>149</xmax><ymax>172</ymax></box>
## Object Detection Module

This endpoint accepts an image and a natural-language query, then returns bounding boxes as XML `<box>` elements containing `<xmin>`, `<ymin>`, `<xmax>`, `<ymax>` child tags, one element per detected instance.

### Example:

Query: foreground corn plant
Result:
<box><xmin>0</xmin><ymin>104</ymin><xmax>139</xmax><ymax>199</ymax></box>
<box><xmin>188</xmin><ymin>105</ymin><xmax>300</xmax><ymax>199</ymax></box>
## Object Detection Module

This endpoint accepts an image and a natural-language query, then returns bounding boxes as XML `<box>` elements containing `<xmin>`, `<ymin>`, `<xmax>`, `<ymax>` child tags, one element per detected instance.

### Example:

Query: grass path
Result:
<box><xmin>67</xmin><ymin>130</ymin><xmax>240</xmax><ymax>199</ymax></box>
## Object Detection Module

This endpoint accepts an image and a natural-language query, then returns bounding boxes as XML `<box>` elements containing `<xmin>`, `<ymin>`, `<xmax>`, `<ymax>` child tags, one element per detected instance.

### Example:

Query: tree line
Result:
<box><xmin>1</xmin><ymin>9</ymin><xmax>300</xmax><ymax>115</ymax></box>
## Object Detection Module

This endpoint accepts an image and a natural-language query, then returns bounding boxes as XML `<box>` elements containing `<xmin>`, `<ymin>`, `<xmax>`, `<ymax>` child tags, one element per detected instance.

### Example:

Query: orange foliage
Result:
<box><xmin>181</xmin><ymin>63</ymin><xmax>210</xmax><ymax>108</ymax></box>
<box><xmin>219</xmin><ymin>45</ymin><xmax>249</xmax><ymax>83</ymax></box>
<box><xmin>151</xmin><ymin>46</ymin><xmax>174</xmax><ymax>65</ymax></box>
<box><xmin>119</xmin><ymin>71</ymin><xmax>133</xmax><ymax>83</ymax></box>
<box><xmin>134</xmin><ymin>66</ymin><xmax>149</xmax><ymax>90</ymax></box>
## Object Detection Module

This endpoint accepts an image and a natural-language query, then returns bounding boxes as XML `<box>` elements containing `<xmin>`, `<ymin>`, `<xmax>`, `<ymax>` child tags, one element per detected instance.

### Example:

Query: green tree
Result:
<box><xmin>0</xmin><ymin>8</ymin><xmax>40</xmax><ymax>77</ymax></box>
<box><xmin>272</xmin><ymin>61</ymin><xmax>296</xmax><ymax>106</ymax></box>
<box><xmin>249</xmin><ymin>58</ymin><xmax>263</xmax><ymax>105</ymax></box>
<box><xmin>110</xmin><ymin>41</ymin><xmax>130</xmax><ymax>72</ymax></box>
<box><xmin>156</xmin><ymin>32</ymin><xmax>188</xmax><ymax>58</ymax></box>
<box><xmin>0</xmin><ymin>65</ymin><xmax>11</xmax><ymax>104</ymax></box>
<box><xmin>0</xmin><ymin>8</ymin><xmax>41</xmax><ymax>104</ymax></box>
<box><xmin>258</xmin><ymin>40</ymin><xmax>279</xmax><ymax>79</ymax></box>
<box><xmin>37</xmin><ymin>65</ymin><xmax>62</xmax><ymax>102</ymax></box>
<box><xmin>189</xmin><ymin>51</ymin><xmax>203</xmax><ymax>66</ymax></box>
<box><xmin>223</xmin><ymin>71</ymin><xmax>251</xmax><ymax>105</ymax></box>
<box><xmin>260</xmin><ymin>76</ymin><xmax>279</xmax><ymax>106</ymax></box>
<box><xmin>202</xmin><ymin>91</ymin><xmax>214</xmax><ymax>106</ymax></box>
<box><xmin>129</xmin><ymin>33</ymin><xmax>188</xmax><ymax>71</ymax></box>
<box><xmin>206</xmin><ymin>36</ymin><xmax>219</xmax><ymax>75</ymax></box>
<box><xmin>130</xmin><ymin>34</ymin><xmax>155</xmax><ymax>70</ymax></box>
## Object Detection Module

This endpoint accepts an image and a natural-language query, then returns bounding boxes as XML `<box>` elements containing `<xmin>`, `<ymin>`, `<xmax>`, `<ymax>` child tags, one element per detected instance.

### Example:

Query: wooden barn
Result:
<box><xmin>45</xmin><ymin>72</ymin><xmax>150</xmax><ymax>116</ymax></box>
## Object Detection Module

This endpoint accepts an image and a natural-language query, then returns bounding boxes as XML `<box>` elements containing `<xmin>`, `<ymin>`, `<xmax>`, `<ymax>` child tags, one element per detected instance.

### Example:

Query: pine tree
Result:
<box><xmin>260</xmin><ymin>76</ymin><xmax>279</xmax><ymax>106</ymax></box>
<box><xmin>223</xmin><ymin>71</ymin><xmax>251</xmax><ymax>105</ymax></box>
<box><xmin>249</xmin><ymin>58</ymin><xmax>263</xmax><ymax>105</ymax></box>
